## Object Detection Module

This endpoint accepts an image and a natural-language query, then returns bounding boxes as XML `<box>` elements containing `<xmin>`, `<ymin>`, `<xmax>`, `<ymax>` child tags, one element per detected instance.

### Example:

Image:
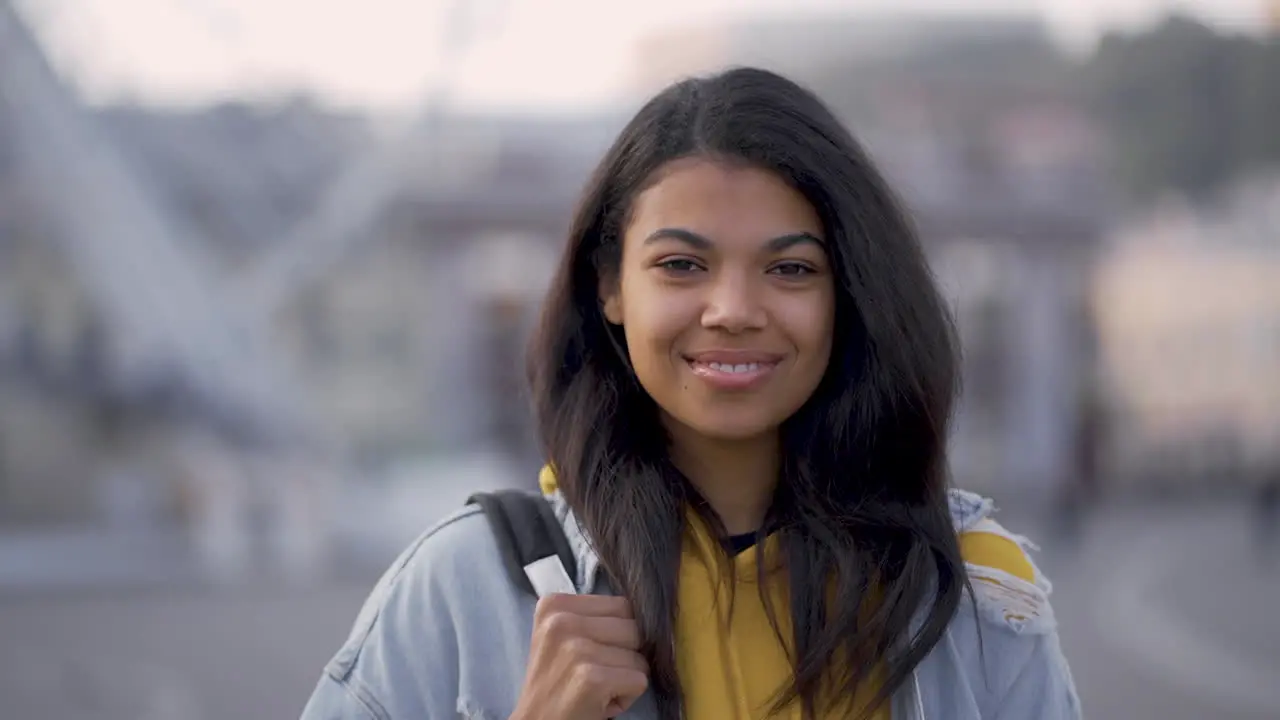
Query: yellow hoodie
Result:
<box><xmin>538</xmin><ymin>467</ymin><xmax>1034</xmax><ymax>719</ymax></box>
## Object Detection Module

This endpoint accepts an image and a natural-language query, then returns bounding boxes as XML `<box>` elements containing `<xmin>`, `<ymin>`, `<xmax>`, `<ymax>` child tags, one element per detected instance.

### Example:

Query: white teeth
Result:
<box><xmin>707</xmin><ymin>362</ymin><xmax>760</xmax><ymax>373</ymax></box>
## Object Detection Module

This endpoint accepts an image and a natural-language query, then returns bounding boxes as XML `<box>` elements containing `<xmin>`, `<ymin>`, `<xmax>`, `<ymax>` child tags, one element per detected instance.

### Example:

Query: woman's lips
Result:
<box><xmin>683</xmin><ymin>351</ymin><xmax>782</xmax><ymax>390</ymax></box>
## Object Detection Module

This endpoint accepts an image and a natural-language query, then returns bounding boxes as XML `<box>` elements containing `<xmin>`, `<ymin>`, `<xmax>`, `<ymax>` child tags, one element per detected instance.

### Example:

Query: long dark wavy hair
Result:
<box><xmin>527</xmin><ymin>67</ymin><xmax>967</xmax><ymax>719</ymax></box>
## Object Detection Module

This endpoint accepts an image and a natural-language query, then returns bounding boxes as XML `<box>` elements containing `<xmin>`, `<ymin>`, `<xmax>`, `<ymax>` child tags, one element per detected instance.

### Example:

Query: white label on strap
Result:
<box><xmin>523</xmin><ymin>556</ymin><xmax>577</xmax><ymax>597</ymax></box>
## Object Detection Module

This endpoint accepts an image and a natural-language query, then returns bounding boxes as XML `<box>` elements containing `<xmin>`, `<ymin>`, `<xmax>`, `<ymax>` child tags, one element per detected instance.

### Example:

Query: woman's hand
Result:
<box><xmin>510</xmin><ymin>593</ymin><xmax>650</xmax><ymax>720</ymax></box>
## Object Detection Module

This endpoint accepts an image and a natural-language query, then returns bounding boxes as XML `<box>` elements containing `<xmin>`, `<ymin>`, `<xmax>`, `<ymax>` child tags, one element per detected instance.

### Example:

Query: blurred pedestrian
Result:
<box><xmin>1254</xmin><ymin>465</ymin><xmax>1279</xmax><ymax>567</ymax></box>
<box><xmin>300</xmin><ymin>68</ymin><xmax>1080</xmax><ymax>720</ymax></box>
<box><xmin>1057</xmin><ymin>386</ymin><xmax>1106</xmax><ymax>546</ymax></box>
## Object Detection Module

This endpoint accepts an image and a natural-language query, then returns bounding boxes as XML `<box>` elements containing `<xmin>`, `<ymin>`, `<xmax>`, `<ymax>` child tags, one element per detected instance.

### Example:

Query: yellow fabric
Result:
<box><xmin>958</xmin><ymin>531</ymin><xmax>1036</xmax><ymax>583</ymax></box>
<box><xmin>676</xmin><ymin>514</ymin><xmax>889</xmax><ymax>720</ymax></box>
<box><xmin>538</xmin><ymin>464</ymin><xmax>558</xmax><ymax>496</ymax></box>
<box><xmin>537</xmin><ymin>466</ymin><xmax>1035</xmax><ymax>719</ymax></box>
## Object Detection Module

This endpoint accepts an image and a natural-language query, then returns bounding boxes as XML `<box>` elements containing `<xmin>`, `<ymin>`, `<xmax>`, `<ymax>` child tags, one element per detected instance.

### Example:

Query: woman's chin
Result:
<box><xmin>681</xmin><ymin>416</ymin><xmax>779</xmax><ymax>444</ymax></box>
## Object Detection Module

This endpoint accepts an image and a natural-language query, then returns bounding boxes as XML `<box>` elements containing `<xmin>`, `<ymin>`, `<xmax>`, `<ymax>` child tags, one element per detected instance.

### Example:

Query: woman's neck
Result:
<box><xmin>666</xmin><ymin>422</ymin><xmax>779</xmax><ymax>535</ymax></box>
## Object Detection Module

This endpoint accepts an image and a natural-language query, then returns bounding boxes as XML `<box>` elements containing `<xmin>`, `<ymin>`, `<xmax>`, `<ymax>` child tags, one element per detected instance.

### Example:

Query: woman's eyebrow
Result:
<box><xmin>643</xmin><ymin>228</ymin><xmax>824</xmax><ymax>250</ymax></box>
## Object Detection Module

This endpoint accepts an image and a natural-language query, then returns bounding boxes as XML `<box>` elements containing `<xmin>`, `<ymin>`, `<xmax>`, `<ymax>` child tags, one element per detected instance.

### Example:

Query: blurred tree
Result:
<box><xmin>1082</xmin><ymin>16</ymin><xmax>1280</xmax><ymax>201</ymax></box>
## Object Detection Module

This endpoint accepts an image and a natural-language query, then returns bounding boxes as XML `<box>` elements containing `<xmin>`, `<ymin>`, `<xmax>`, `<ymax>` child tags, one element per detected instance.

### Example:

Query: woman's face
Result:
<box><xmin>601</xmin><ymin>157</ymin><xmax>836</xmax><ymax>442</ymax></box>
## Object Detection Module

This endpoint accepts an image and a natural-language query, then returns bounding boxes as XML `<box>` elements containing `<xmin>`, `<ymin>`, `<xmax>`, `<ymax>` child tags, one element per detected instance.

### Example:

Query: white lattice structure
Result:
<box><xmin>1</xmin><ymin>0</ymin><xmax>523</xmax><ymax>578</ymax></box>
<box><xmin>0</xmin><ymin>0</ymin><xmax>310</xmax><ymax>442</ymax></box>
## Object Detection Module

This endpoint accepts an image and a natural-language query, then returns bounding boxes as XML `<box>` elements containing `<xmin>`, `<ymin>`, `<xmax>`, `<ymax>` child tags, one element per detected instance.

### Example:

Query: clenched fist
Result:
<box><xmin>509</xmin><ymin>594</ymin><xmax>649</xmax><ymax>720</ymax></box>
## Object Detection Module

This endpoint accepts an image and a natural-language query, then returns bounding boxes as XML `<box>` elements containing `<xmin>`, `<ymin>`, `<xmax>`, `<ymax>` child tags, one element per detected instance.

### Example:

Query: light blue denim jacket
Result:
<box><xmin>300</xmin><ymin>489</ymin><xmax>1081</xmax><ymax>720</ymax></box>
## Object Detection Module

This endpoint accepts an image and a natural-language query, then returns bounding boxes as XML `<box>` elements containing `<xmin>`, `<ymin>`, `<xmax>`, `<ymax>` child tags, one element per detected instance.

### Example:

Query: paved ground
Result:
<box><xmin>0</xmin><ymin>497</ymin><xmax>1277</xmax><ymax>720</ymax></box>
<box><xmin>1005</xmin><ymin>499</ymin><xmax>1280</xmax><ymax>720</ymax></box>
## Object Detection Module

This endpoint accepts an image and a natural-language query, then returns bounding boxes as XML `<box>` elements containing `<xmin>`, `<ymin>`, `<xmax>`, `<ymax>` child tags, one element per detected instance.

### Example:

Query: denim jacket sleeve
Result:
<box><xmin>945</xmin><ymin>492</ymin><xmax>1082</xmax><ymax>720</ymax></box>
<box><xmin>934</xmin><ymin>571</ymin><xmax>1082</xmax><ymax>720</ymax></box>
<box><xmin>298</xmin><ymin>508</ymin><xmax>482</xmax><ymax>720</ymax></box>
<box><xmin>299</xmin><ymin>674</ymin><xmax>380</xmax><ymax>720</ymax></box>
<box><xmin>961</xmin><ymin>543</ymin><xmax>1082</xmax><ymax>718</ymax></box>
<box><xmin>990</xmin><ymin>625</ymin><xmax>1081</xmax><ymax>720</ymax></box>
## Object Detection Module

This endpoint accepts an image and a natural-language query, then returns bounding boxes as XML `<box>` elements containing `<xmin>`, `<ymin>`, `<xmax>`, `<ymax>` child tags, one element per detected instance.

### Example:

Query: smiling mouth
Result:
<box><xmin>684</xmin><ymin>357</ymin><xmax>780</xmax><ymax>389</ymax></box>
<box><xmin>698</xmin><ymin>361</ymin><xmax>771</xmax><ymax>374</ymax></box>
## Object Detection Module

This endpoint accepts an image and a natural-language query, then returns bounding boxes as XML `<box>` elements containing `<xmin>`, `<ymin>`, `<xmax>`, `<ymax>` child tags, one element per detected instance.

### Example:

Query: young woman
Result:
<box><xmin>300</xmin><ymin>67</ymin><xmax>1080</xmax><ymax>720</ymax></box>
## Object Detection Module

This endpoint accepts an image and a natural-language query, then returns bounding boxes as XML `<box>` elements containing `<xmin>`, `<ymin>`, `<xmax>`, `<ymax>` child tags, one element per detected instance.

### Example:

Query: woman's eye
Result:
<box><xmin>658</xmin><ymin>258</ymin><xmax>703</xmax><ymax>273</ymax></box>
<box><xmin>769</xmin><ymin>262</ymin><xmax>815</xmax><ymax>277</ymax></box>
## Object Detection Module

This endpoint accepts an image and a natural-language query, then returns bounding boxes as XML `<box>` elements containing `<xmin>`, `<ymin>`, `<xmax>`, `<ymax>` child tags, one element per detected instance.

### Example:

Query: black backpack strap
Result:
<box><xmin>466</xmin><ymin>489</ymin><xmax>579</xmax><ymax>598</ymax></box>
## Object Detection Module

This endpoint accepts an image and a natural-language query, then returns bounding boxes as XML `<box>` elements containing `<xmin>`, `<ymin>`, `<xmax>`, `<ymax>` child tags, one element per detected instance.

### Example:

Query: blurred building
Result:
<box><xmin>629</xmin><ymin>15</ymin><xmax>1055</xmax><ymax>102</ymax></box>
<box><xmin>272</xmin><ymin>113</ymin><xmax>618</xmax><ymax>466</ymax></box>
<box><xmin>0</xmin><ymin>48</ymin><xmax>624</xmax><ymax>524</ymax></box>
<box><xmin>0</xmin><ymin>101</ymin><xmax>110</xmax><ymax>523</ymax></box>
<box><xmin>1094</xmin><ymin>177</ymin><xmax>1280</xmax><ymax>490</ymax></box>
<box><xmin>0</xmin><ymin>1</ymin><xmax>354</xmax><ymax>540</ymax></box>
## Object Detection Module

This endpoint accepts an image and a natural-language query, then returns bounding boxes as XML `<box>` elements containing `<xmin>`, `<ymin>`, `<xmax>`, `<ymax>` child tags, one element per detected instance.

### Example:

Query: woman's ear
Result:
<box><xmin>599</xmin><ymin>274</ymin><xmax>623</xmax><ymax>326</ymax></box>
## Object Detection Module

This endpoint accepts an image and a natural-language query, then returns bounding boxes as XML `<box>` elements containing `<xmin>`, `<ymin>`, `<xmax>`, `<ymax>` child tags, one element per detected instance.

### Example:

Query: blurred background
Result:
<box><xmin>1</xmin><ymin>0</ymin><xmax>1277</xmax><ymax>718</ymax></box>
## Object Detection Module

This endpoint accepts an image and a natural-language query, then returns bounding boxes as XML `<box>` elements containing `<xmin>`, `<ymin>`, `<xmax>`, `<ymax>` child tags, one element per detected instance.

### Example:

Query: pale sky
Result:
<box><xmin>15</xmin><ymin>0</ymin><xmax>1272</xmax><ymax>112</ymax></box>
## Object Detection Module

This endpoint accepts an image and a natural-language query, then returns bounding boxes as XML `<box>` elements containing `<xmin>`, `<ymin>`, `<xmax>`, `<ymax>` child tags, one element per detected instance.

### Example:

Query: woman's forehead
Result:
<box><xmin>626</xmin><ymin>159</ymin><xmax>823</xmax><ymax>243</ymax></box>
